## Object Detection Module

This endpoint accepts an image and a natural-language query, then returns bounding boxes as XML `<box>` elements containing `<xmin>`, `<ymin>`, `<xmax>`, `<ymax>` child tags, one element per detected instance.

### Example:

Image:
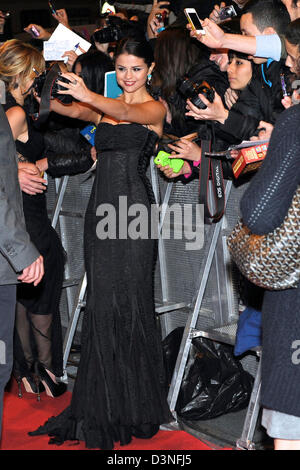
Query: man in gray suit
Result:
<box><xmin>0</xmin><ymin>103</ymin><xmax>44</xmax><ymax>438</ymax></box>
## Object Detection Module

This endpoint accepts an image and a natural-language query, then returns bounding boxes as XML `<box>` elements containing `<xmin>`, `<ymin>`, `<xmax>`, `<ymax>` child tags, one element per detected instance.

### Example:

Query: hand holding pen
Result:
<box><xmin>62</xmin><ymin>43</ymin><xmax>86</xmax><ymax>71</ymax></box>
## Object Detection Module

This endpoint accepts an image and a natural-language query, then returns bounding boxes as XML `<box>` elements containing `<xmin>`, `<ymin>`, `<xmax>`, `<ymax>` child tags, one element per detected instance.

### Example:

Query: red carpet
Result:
<box><xmin>0</xmin><ymin>381</ymin><xmax>224</xmax><ymax>451</ymax></box>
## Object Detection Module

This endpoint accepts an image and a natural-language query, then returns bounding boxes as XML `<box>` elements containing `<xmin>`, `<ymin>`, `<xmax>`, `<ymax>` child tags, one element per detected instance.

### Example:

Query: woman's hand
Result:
<box><xmin>62</xmin><ymin>46</ymin><xmax>86</xmax><ymax>71</ymax></box>
<box><xmin>224</xmin><ymin>87</ymin><xmax>239</xmax><ymax>110</ymax></box>
<box><xmin>250</xmin><ymin>121</ymin><xmax>274</xmax><ymax>142</ymax></box>
<box><xmin>24</xmin><ymin>23</ymin><xmax>51</xmax><ymax>40</ymax></box>
<box><xmin>168</xmin><ymin>139</ymin><xmax>201</xmax><ymax>162</ymax></box>
<box><xmin>56</xmin><ymin>72</ymin><xmax>92</xmax><ymax>103</ymax></box>
<box><xmin>185</xmin><ymin>91</ymin><xmax>229</xmax><ymax>124</ymax></box>
<box><xmin>281</xmin><ymin>96</ymin><xmax>293</xmax><ymax>109</ymax></box>
<box><xmin>18</xmin><ymin>163</ymin><xmax>47</xmax><ymax>195</ymax></box>
<box><xmin>157</xmin><ymin>161</ymin><xmax>191</xmax><ymax>179</ymax></box>
<box><xmin>36</xmin><ymin>158</ymin><xmax>48</xmax><ymax>174</ymax></box>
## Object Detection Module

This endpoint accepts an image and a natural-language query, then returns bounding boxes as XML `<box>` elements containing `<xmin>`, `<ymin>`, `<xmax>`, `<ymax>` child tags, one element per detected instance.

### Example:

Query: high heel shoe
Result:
<box><xmin>15</xmin><ymin>373</ymin><xmax>45</xmax><ymax>402</ymax></box>
<box><xmin>36</xmin><ymin>362</ymin><xmax>67</xmax><ymax>398</ymax></box>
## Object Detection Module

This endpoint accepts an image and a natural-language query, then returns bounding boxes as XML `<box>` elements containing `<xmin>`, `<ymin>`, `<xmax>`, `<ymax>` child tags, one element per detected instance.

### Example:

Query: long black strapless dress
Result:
<box><xmin>30</xmin><ymin>122</ymin><xmax>172</xmax><ymax>449</ymax></box>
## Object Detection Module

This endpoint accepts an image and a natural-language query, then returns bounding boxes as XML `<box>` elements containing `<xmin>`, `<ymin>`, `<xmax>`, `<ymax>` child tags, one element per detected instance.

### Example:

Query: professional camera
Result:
<box><xmin>177</xmin><ymin>77</ymin><xmax>215</xmax><ymax>109</ymax></box>
<box><xmin>92</xmin><ymin>16</ymin><xmax>142</xmax><ymax>44</ymax></box>
<box><xmin>33</xmin><ymin>66</ymin><xmax>73</xmax><ymax>104</ymax></box>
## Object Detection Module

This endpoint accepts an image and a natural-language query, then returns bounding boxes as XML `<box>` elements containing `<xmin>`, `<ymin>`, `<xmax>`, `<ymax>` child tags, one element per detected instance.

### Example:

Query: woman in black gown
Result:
<box><xmin>30</xmin><ymin>37</ymin><xmax>172</xmax><ymax>449</ymax></box>
<box><xmin>0</xmin><ymin>39</ymin><xmax>66</xmax><ymax>398</ymax></box>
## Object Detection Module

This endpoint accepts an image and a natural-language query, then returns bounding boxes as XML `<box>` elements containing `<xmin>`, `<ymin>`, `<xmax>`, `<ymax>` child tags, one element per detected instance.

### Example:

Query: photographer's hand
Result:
<box><xmin>186</xmin><ymin>91</ymin><xmax>229</xmax><ymax>124</ymax></box>
<box><xmin>168</xmin><ymin>139</ymin><xmax>201</xmax><ymax>162</ymax></box>
<box><xmin>209</xmin><ymin>2</ymin><xmax>226</xmax><ymax>24</ymax></box>
<box><xmin>147</xmin><ymin>0</ymin><xmax>170</xmax><ymax>38</ymax></box>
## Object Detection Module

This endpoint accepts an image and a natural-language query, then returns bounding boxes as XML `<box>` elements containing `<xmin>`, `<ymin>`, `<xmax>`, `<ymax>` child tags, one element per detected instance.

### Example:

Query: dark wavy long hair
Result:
<box><xmin>285</xmin><ymin>18</ymin><xmax>300</xmax><ymax>77</ymax></box>
<box><xmin>152</xmin><ymin>27</ymin><xmax>205</xmax><ymax>135</ymax></box>
<box><xmin>72</xmin><ymin>49</ymin><xmax>114</xmax><ymax>94</ymax></box>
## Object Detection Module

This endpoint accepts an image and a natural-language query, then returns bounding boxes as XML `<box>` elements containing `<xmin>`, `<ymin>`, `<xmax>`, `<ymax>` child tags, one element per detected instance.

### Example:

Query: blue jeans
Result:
<box><xmin>0</xmin><ymin>284</ymin><xmax>16</xmax><ymax>440</ymax></box>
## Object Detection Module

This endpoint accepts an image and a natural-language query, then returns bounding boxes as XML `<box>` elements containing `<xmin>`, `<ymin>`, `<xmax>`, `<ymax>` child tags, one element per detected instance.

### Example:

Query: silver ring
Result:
<box><xmin>72</xmin><ymin>79</ymin><xmax>77</xmax><ymax>85</ymax></box>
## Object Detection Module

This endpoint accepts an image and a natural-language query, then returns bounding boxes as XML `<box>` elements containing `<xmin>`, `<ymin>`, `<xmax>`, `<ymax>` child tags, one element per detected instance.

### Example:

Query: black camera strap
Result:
<box><xmin>198</xmin><ymin>139</ymin><xmax>226</xmax><ymax>222</ymax></box>
<box><xmin>33</xmin><ymin>63</ymin><xmax>60</xmax><ymax>127</ymax></box>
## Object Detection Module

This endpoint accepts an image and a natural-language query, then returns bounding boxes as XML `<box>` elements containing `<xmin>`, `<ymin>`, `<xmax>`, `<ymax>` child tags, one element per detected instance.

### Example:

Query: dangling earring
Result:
<box><xmin>147</xmin><ymin>73</ymin><xmax>152</xmax><ymax>86</ymax></box>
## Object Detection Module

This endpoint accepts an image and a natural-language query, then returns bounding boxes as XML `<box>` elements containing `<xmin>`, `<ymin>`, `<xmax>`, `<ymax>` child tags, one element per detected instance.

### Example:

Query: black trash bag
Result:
<box><xmin>176</xmin><ymin>335</ymin><xmax>254</xmax><ymax>421</ymax></box>
<box><xmin>162</xmin><ymin>327</ymin><xmax>254</xmax><ymax>421</ymax></box>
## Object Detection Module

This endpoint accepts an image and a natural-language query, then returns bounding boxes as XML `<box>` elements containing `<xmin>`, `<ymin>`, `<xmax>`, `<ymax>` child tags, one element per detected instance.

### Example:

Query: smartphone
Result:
<box><xmin>104</xmin><ymin>71</ymin><xmax>122</xmax><ymax>99</ymax></box>
<box><xmin>30</xmin><ymin>25</ymin><xmax>40</xmax><ymax>37</ymax></box>
<box><xmin>184</xmin><ymin>8</ymin><xmax>205</xmax><ymax>34</ymax></box>
<box><xmin>48</xmin><ymin>1</ymin><xmax>57</xmax><ymax>15</ymax></box>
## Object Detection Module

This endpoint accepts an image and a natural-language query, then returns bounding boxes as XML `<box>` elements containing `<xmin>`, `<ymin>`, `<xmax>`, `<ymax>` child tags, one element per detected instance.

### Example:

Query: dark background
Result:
<box><xmin>1</xmin><ymin>0</ymin><xmax>100</xmax><ymax>35</ymax></box>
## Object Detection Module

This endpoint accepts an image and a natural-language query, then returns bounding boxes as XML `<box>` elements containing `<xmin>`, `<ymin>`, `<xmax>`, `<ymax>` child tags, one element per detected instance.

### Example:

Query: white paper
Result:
<box><xmin>43</xmin><ymin>40</ymin><xmax>73</xmax><ymax>62</ymax></box>
<box><xmin>48</xmin><ymin>23</ymin><xmax>91</xmax><ymax>54</ymax></box>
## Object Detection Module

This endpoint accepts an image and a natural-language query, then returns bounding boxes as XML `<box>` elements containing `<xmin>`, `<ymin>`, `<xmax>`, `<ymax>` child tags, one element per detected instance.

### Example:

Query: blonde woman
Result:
<box><xmin>0</xmin><ymin>39</ymin><xmax>66</xmax><ymax>398</ymax></box>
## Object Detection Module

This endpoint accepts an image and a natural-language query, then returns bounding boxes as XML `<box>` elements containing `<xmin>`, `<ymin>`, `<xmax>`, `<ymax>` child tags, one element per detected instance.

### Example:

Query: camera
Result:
<box><xmin>218</xmin><ymin>5</ymin><xmax>237</xmax><ymax>21</ymax></box>
<box><xmin>177</xmin><ymin>77</ymin><xmax>215</xmax><ymax>109</ymax></box>
<box><xmin>155</xmin><ymin>10</ymin><xmax>167</xmax><ymax>23</ymax></box>
<box><xmin>92</xmin><ymin>16</ymin><xmax>142</xmax><ymax>44</ymax></box>
<box><xmin>33</xmin><ymin>69</ymin><xmax>73</xmax><ymax>104</ymax></box>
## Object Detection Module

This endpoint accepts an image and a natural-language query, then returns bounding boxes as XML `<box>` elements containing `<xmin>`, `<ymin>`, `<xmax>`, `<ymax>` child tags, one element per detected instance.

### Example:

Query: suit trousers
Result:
<box><xmin>0</xmin><ymin>284</ymin><xmax>16</xmax><ymax>440</ymax></box>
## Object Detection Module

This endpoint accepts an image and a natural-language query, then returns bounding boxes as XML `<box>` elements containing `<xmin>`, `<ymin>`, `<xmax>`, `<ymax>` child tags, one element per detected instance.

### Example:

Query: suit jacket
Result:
<box><xmin>0</xmin><ymin>104</ymin><xmax>40</xmax><ymax>285</ymax></box>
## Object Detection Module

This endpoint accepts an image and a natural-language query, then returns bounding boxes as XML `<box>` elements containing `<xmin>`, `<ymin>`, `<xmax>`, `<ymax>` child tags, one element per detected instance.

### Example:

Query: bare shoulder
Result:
<box><xmin>5</xmin><ymin>106</ymin><xmax>27</xmax><ymax>139</ymax></box>
<box><xmin>6</xmin><ymin>105</ymin><xmax>26</xmax><ymax>126</ymax></box>
<box><xmin>143</xmin><ymin>98</ymin><xmax>166</xmax><ymax>119</ymax></box>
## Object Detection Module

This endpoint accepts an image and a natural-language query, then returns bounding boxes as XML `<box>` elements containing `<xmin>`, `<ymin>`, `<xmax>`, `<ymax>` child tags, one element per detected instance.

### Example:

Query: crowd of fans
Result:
<box><xmin>0</xmin><ymin>0</ymin><xmax>300</xmax><ymax>451</ymax></box>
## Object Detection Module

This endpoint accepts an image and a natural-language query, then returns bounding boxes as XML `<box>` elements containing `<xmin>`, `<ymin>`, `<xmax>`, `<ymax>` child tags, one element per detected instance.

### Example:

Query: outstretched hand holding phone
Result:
<box><xmin>184</xmin><ymin>8</ymin><xmax>206</xmax><ymax>35</ymax></box>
